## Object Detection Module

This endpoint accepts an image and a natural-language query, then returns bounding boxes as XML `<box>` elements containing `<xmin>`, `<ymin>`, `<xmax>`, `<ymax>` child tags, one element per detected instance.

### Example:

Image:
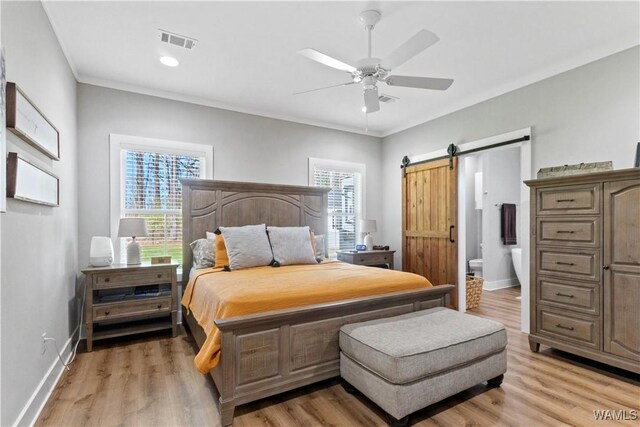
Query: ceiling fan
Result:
<box><xmin>295</xmin><ymin>10</ymin><xmax>453</xmax><ymax>114</ymax></box>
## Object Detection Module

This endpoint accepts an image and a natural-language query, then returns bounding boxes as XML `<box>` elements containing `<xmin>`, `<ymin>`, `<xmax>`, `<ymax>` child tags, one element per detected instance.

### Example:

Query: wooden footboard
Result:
<box><xmin>184</xmin><ymin>285</ymin><xmax>453</xmax><ymax>426</ymax></box>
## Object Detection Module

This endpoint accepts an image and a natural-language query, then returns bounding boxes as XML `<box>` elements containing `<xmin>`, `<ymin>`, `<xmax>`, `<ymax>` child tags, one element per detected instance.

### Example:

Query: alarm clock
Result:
<box><xmin>355</xmin><ymin>244</ymin><xmax>367</xmax><ymax>251</ymax></box>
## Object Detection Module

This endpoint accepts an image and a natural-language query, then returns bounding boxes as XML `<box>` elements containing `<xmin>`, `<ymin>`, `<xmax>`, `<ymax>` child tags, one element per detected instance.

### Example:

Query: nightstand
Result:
<box><xmin>336</xmin><ymin>250</ymin><xmax>396</xmax><ymax>270</ymax></box>
<box><xmin>82</xmin><ymin>263</ymin><xmax>178</xmax><ymax>351</ymax></box>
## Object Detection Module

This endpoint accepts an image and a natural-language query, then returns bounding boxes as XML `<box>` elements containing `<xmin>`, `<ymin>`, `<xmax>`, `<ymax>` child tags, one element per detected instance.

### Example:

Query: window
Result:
<box><xmin>309</xmin><ymin>158</ymin><xmax>365</xmax><ymax>257</ymax></box>
<box><xmin>110</xmin><ymin>134</ymin><xmax>213</xmax><ymax>265</ymax></box>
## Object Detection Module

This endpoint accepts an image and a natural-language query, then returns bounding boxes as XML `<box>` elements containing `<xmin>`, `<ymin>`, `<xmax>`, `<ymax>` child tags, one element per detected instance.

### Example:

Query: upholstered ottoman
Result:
<box><xmin>339</xmin><ymin>307</ymin><xmax>507</xmax><ymax>426</ymax></box>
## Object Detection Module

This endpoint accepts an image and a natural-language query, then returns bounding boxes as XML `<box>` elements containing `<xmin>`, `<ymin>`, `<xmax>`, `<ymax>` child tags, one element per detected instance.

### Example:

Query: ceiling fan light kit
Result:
<box><xmin>296</xmin><ymin>9</ymin><xmax>454</xmax><ymax>116</ymax></box>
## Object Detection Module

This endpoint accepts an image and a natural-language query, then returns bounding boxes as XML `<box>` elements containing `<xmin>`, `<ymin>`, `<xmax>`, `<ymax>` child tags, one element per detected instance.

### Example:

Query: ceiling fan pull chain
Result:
<box><xmin>368</xmin><ymin>27</ymin><xmax>372</xmax><ymax>58</ymax></box>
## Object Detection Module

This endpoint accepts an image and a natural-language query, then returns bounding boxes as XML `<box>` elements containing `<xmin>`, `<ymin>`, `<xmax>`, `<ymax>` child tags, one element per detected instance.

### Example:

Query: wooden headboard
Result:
<box><xmin>181</xmin><ymin>179</ymin><xmax>329</xmax><ymax>285</ymax></box>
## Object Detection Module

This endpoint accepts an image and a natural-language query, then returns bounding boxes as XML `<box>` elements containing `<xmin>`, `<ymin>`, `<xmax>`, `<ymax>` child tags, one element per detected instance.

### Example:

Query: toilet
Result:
<box><xmin>469</xmin><ymin>259</ymin><xmax>483</xmax><ymax>278</ymax></box>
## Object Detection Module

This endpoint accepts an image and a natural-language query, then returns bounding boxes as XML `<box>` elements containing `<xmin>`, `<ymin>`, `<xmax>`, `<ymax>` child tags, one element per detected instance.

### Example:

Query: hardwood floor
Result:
<box><xmin>37</xmin><ymin>287</ymin><xmax>639</xmax><ymax>426</ymax></box>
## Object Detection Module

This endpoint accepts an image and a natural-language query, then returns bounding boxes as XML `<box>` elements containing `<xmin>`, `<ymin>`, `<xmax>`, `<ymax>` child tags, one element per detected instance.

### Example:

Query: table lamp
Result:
<box><xmin>118</xmin><ymin>218</ymin><xmax>148</xmax><ymax>265</ymax></box>
<box><xmin>361</xmin><ymin>219</ymin><xmax>377</xmax><ymax>250</ymax></box>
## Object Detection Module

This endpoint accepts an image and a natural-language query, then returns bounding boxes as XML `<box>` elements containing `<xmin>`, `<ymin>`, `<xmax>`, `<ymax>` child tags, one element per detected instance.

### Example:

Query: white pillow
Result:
<box><xmin>268</xmin><ymin>226</ymin><xmax>317</xmax><ymax>266</ymax></box>
<box><xmin>219</xmin><ymin>224</ymin><xmax>273</xmax><ymax>270</ymax></box>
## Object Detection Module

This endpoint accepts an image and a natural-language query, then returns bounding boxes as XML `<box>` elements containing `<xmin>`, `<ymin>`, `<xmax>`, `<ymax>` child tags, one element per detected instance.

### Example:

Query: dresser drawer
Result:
<box><xmin>537</xmin><ymin>247</ymin><xmax>600</xmax><ymax>282</ymax></box>
<box><xmin>537</xmin><ymin>217</ymin><xmax>600</xmax><ymax>247</ymax></box>
<box><xmin>537</xmin><ymin>183</ymin><xmax>600</xmax><ymax>215</ymax></box>
<box><xmin>93</xmin><ymin>297</ymin><xmax>172</xmax><ymax>321</ymax></box>
<box><xmin>94</xmin><ymin>268</ymin><xmax>173</xmax><ymax>289</ymax></box>
<box><xmin>538</xmin><ymin>277</ymin><xmax>599</xmax><ymax>314</ymax></box>
<box><xmin>537</xmin><ymin>307</ymin><xmax>599</xmax><ymax>349</ymax></box>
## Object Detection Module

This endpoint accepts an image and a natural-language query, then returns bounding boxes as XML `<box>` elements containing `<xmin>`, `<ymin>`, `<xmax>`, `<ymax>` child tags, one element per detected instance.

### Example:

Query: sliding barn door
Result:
<box><xmin>403</xmin><ymin>158</ymin><xmax>458</xmax><ymax>308</ymax></box>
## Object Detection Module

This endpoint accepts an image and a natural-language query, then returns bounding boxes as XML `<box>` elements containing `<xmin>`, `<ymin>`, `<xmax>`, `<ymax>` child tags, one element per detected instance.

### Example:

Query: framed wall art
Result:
<box><xmin>6</xmin><ymin>82</ymin><xmax>60</xmax><ymax>160</ymax></box>
<box><xmin>6</xmin><ymin>152</ymin><xmax>59</xmax><ymax>207</ymax></box>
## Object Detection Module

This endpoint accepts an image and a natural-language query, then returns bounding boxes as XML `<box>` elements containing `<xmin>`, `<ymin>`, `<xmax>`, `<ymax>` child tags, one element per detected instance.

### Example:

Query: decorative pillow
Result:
<box><xmin>312</xmin><ymin>233</ymin><xmax>327</xmax><ymax>259</ymax></box>
<box><xmin>268</xmin><ymin>226</ymin><xmax>317</xmax><ymax>266</ymax></box>
<box><xmin>190</xmin><ymin>238</ymin><xmax>214</xmax><ymax>269</ymax></box>
<box><xmin>219</xmin><ymin>224</ymin><xmax>273</xmax><ymax>270</ymax></box>
<box><xmin>206</xmin><ymin>231</ymin><xmax>230</xmax><ymax>268</ymax></box>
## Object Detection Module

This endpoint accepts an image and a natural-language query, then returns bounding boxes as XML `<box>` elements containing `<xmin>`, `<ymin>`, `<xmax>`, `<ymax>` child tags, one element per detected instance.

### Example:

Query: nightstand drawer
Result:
<box><xmin>537</xmin><ymin>307</ymin><xmax>599</xmax><ymax>349</ymax></box>
<box><xmin>537</xmin><ymin>183</ymin><xmax>600</xmax><ymax>215</ymax></box>
<box><xmin>93</xmin><ymin>297</ymin><xmax>172</xmax><ymax>321</ymax></box>
<box><xmin>338</xmin><ymin>252</ymin><xmax>392</xmax><ymax>265</ymax></box>
<box><xmin>94</xmin><ymin>268</ymin><xmax>173</xmax><ymax>289</ymax></box>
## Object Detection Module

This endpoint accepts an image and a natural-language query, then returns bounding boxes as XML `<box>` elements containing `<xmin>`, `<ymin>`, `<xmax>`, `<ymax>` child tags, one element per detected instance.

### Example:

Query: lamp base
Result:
<box><xmin>126</xmin><ymin>239</ymin><xmax>141</xmax><ymax>265</ymax></box>
<box><xmin>364</xmin><ymin>233</ymin><xmax>374</xmax><ymax>251</ymax></box>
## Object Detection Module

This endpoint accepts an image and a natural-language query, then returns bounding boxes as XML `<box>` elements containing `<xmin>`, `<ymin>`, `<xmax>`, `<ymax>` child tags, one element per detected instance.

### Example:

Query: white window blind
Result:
<box><xmin>311</xmin><ymin>162</ymin><xmax>364</xmax><ymax>256</ymax></box>
<box><xmin>120</xmin><ymin>150</ymin><xmax>202</xmax><ymax>264</ymax></box>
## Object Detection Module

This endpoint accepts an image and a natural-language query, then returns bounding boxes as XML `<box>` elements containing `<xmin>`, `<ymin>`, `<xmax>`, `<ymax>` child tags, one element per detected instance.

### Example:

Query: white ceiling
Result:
<box><xmin>43</xmin><ymin>1</ymin><xmax>639</xmax><ymax>137</ymax></box>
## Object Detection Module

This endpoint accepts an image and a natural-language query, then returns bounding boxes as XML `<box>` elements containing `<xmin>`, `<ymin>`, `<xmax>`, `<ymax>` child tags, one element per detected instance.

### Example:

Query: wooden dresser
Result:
<box><xmin>526</xmin><ymin>168</ymin><xmax>639</xmax><ymax>373</ymax></box>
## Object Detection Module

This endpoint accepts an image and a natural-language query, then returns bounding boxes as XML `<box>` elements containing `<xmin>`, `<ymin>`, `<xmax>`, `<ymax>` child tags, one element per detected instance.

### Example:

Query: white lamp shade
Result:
<box><xmin>360</xmin><ymin>219</ymin><xmax>377</xmax><ymax>234</ymax></box>
<box><xmin>118</xmin><ymin>218</ymin><xmax>148</xmax><ymax>238</ymax></box>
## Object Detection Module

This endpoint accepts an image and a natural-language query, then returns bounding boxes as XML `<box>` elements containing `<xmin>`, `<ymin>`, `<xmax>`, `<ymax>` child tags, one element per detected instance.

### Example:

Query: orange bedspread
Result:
<box><xmin>181</xmin><ymin>260</ymin><xmax>432</xmax><ymax>373</ymax></box>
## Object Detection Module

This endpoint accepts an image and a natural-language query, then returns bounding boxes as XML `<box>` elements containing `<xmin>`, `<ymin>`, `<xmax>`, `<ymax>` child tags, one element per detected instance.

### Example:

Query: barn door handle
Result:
<box><xmin>449</xmin><ymin>225</ymin><xmax>455</xmax><ymax>243</ymax></box>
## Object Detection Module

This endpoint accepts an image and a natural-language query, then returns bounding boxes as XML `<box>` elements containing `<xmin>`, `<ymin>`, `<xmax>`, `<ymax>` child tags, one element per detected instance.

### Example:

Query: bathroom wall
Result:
<box><xmin>481</xmin><ymin>147</ymin><xmax>521</xmax><ymax>289</ymax></box>
<box><xmin>464</xmin><ymin>156</ymin><xmax>482</xmax><ymax>264</ymax></box>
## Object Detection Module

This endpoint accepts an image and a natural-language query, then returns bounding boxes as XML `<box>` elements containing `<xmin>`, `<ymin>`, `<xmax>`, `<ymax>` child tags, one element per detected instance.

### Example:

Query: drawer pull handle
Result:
<box><xmin>556</xmin><ymin>198</ymin><xmax>575</xmax><ymax>202</ymax></box>
<box><xmin>104</xmin><ymin>311</ymin><xmax>110</xmax><ymax>316</ymax></box>
<box><xmin>157</xmin><ymin>274</ymin><xmax>162</xmax><ymax>278</ymax></box>
<box><xmin>104</xmin><ymin>278</ymin><xmax>110</xmax><ymax>283</ymax></box>
<box><xmin>556</xmin><ymin>324</ymin><xmax>574</xmax><ymax>331</ymax></box>
<box><xmin>157</xmin><ymin>304</ymin><xmax>162</xmax><ymax>309</ymax></box>
<box><xmin>359</xmin><ymin>259</ymin><xmax>365</xmax><ymax>262</ymax></box>
<box><xmin>603</xmin><ymin>265</ymin><xmax>610</xmax><ymax>270</ymax></box>
<box><xmin>556</xmin><ymin>230</ymin><xmax>574</xmax><ymax>234</ymax></box>
<box><xmin>556</xmin><ymin>262</ymin><xmax>574</xmax><ymax>266</ymax></box>
<box><xmin>555</xmin><ymin>292</ymin><xmax>574</xmax><ymax>298</ymax></box>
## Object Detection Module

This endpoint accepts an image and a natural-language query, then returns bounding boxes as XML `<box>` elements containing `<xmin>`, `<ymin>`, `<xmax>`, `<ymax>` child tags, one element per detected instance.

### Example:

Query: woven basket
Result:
<box><xmin>466</xmin><ymin>275</ymin><xmax>484</xmax><ymax>309</ymax></box>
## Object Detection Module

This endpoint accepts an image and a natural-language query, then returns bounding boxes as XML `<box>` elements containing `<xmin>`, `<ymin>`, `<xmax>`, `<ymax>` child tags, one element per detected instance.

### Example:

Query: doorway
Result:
<box><xmin>456</xmin><ymin>129</ymin><xmax>532</xmax><ymax>332</ymax></box>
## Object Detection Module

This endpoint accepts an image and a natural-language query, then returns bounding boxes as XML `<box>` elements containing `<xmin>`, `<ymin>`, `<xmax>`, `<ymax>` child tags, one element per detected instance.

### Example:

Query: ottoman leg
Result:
<box><xmin>487</xmin><ymin>374</ymin><xmax>504</xmax><ymax>388</ymax></box>
<box><xmin>341</xmin><ymin>379</ymin><xmax>358</xmax><ymax>394</ymax></box>
<box><xmin>387</xmin><ymin>414</ymin><xmax>409</xmax><ymax>427</ymax></box>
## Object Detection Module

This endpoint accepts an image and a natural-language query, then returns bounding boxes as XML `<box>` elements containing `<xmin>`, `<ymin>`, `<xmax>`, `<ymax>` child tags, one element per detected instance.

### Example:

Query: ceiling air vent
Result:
<box><xmin>159</xmin><ymin>30</ymin><xmax>197</xmax><ymax>50</ymax></box>
<box><xmin>378</xmin><ymin>94</ymin><xmax>399</xmax><ymax>103</ymax></box>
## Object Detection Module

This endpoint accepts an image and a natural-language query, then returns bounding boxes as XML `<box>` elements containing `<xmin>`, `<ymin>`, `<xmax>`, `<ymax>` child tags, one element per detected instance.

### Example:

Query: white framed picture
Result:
<box><xmin>6</xmin><ymin>82</ymin><xmax>60</xmax><ymax>160</ymax></box>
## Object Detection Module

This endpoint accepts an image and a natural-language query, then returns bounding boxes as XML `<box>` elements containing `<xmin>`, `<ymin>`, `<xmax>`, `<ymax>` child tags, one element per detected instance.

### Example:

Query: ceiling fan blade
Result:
<box><xmin>298</xmin><ymin>48</ymin><xmax>357</xmax><ymax>73</ymax></box>
<box><xmin>363</xmin><ymin>87</ymin><xmax>380</xmax><ymax>113</ymax></box>
<box><xmin>380</xmin><ymin>29</ymin><xmax>440</xmax><ymax>71</ymax></box>
<box><xmin>385</xmin><ymin>75</ymin><xmax>454</xmax><ymax>90</ymax></box>
<box><xmin>293</xmin><ymin>81</ymin><xmax>356</xmax><ymax>95</ymax></box>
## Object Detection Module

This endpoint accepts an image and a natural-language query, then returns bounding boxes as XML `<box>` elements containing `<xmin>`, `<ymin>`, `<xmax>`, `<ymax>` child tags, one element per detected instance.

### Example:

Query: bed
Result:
<box><xmin>180</xmin><ymin>179</ymin><xmax>454</xmax><ymax>426</ymax></box>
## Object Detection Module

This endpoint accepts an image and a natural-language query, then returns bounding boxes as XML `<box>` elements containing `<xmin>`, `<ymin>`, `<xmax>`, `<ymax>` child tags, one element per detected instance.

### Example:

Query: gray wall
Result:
<box><xmin>382</xmin><ymin>46</ymin><xmax>640</xmax><ymax>266</ymax></box>
<box><xmin>77</xmin><ymin>84</ymin><xmax>383</xmax><ymax>268</ymax></box>
<box><xmin>1</xmin><ymin>2</ymin><xmax>79</xmax><ymax>425</ymax></box>
<box><xmin>480</xmin><ymin>147</ymin><xmax>521</xmax><ymax>287</ymax></box>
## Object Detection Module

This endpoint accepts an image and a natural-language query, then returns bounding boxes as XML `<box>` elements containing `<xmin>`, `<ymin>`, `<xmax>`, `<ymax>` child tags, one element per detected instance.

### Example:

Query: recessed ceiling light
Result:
<box><xmin>160</xmin><ymin>56</ymin><xmax>179</xmax><ymax>67</ymax></box>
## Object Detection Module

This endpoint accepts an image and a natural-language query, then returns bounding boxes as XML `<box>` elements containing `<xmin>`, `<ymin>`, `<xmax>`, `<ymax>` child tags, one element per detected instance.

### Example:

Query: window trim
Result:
<box><xmin>109</xmin><ymin>134</ymin><xmax>213</xmax><ymax>263</ymax></box>
<box><xmin>308</xmin><ymin>157</ymin><xmax>366</xmax><ymax>253</ymax></box>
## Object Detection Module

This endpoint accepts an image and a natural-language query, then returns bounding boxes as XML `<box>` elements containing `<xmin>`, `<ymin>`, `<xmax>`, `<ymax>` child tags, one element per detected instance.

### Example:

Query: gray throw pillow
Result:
<box><xmin>219</xmin><ymin>224</ymin><xmax>273</xmax><ymax>270</ymax></box>
<box><xmin>268</xmin><ymin>226</ymin><xmax>317</xmax><ymax>266</ymax></box>
<box><xmin>190</xmin><ymin>238</ymin><xmax>214</xmax><ymax>269</ymax></box>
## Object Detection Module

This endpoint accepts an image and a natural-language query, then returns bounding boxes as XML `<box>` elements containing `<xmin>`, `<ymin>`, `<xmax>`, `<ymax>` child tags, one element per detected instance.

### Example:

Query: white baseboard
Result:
<box><xmin>483</xmin><ymin>278</ymin><xmax>520</xmax><ymax>291</ymax></box>
<box><xmin>14</xmin><ymin>327</ymin><xmax>78</xmax><ymax>427</ymax></box>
